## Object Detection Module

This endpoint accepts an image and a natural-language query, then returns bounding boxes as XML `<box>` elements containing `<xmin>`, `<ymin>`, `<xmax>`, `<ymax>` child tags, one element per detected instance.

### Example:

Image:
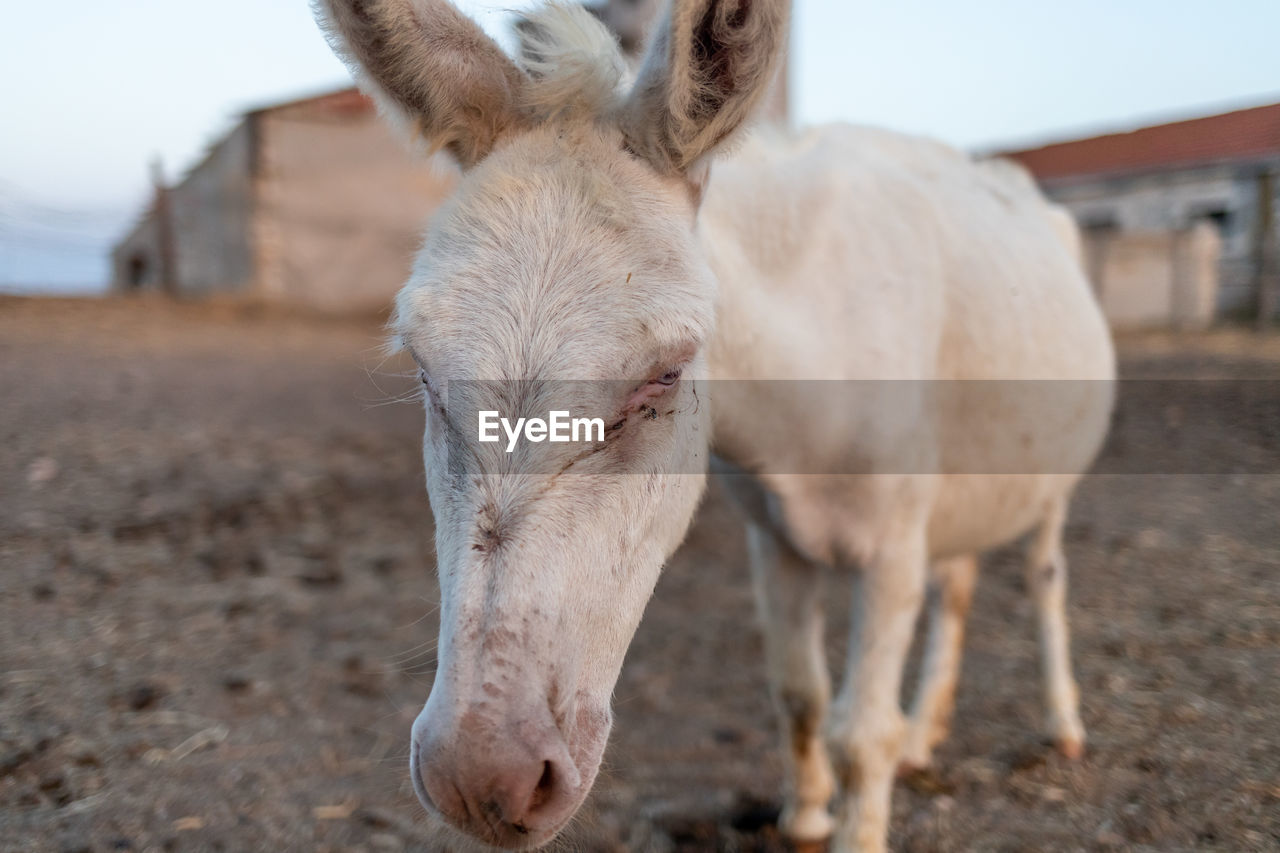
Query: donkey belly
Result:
<box><xmin>719</xmin><ymin>469</ymin><xmax>1069</xmax><ymax>571</ymax></box>
<box><xmin>923</xmin><ymin>374</ymin><xmax>1113</xmax><ymax>557</ymax></box>
<box><xmin>925</xmin><ymin>473</ymin><xmax>1077</xmax><ymax>559</ymax></box>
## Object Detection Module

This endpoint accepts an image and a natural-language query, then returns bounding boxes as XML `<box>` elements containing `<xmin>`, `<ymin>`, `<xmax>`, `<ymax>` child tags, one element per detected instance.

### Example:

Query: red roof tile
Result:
<box><xmin>1003</xmin><ymin>101</ymin><xmax>1280</xmax><ymax>182</ymax></box>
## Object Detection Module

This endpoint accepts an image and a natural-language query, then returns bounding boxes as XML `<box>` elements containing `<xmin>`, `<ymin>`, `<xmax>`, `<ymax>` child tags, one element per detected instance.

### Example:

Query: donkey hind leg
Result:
<box><xmin>746</xmin><ymin>523</ymin><xmax>836</xmax><ymax>842</ymax></box>
<box><xmin>1026</xmin><ymin>495</ymin><xmax>1086</xmax><ymax>758</ymax></box>
<box><xmin>827</xmin><ymin>526</ymin><xmax>928</xmax><ymax>853</ymax></box>
<box><xmin>900</xmin><ymin>553</ymin><xmax>978</xmax><ymax>772</ymax></box>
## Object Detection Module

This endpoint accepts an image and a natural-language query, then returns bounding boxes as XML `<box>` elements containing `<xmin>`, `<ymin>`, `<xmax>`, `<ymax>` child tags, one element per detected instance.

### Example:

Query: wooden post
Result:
<box><xmin>150</xmin><ymin>157</ymin><xmax>178</xmax><ymax>296</ymax></box>
<box><xmin>1255</xmin><ymin>169</ymin><xmax>1277</xmax><ymax>330</ymax></box>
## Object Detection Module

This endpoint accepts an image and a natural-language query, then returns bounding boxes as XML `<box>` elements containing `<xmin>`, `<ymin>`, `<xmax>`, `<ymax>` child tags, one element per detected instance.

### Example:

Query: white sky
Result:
<box><xmin>2</xmin><ymin>0</ymin><xmax>1277</xmax><ymax>290</ymax></box>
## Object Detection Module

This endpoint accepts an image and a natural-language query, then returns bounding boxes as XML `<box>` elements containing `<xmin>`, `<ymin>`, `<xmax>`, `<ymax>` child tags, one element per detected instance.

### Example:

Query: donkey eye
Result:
<box><xmin>654</xmin><ymin>368</ymin><xmax>681</xmax><ymax>386</ymax></box>
<box><xmin>418</xmin><ymin>369</ymin><xmax>442</xmax><ymax>405</ymax></box>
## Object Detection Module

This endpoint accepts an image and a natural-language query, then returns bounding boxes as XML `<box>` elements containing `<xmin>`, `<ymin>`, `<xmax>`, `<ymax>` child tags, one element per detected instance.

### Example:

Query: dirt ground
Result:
<box><xmin>1</xmin><ymin>295</ymin><xmax>1277</xmax><ymax>853</ymax></box>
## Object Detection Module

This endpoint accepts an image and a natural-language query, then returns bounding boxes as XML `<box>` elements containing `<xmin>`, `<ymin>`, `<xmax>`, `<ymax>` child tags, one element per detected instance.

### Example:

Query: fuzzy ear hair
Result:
<box><xmin>315</xmin><ymin>0</ymin><xmax>530</xmax><ymax>168</ymax></box>
<box><xmin>511</xmin><ymin>2</ymin><xmax>629</xmax><ymax>121</ymax></box>
<box><xmin>617</xmin><ymin>0</ymin><xmax>789</xmax><ymax>175</ymax></box>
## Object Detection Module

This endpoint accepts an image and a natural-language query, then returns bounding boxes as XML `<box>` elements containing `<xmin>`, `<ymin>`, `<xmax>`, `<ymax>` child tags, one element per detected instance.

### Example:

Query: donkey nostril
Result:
<box><xmin>528</xmin><ymin>760</ymin><xmax>556</xmax><ymax>812</ymax></box>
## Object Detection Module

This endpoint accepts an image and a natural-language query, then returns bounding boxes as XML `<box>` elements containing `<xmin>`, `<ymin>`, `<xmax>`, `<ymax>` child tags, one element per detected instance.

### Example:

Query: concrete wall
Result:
<box><xmin>110</xmin><ymin>122</ymin><xmax>255</xmax><ymax>296</ymax></box>
<box><xmin>110</xmin><ymin>214</ymin><xmax>162</xmax><ymax>293</ymax></box>
<box><xmin>1173</xmin><ymin>223</ymin><xmax>1223</xmax><ymax>328</ymax></box>
<box><xmin>1087</xmin><ymin>224</ymin><xmax>1220</xmax><ymax>329</ymax></box>
<box><xmin>1044</xmin><ymin>162</ymin><xmax>1276</xmax><ymax>316</ymax></box>
<box><xmin>167</xmin><ymin>121</ymin><xmax>257</xmax><ymax>296</ymax></box>
<box><xmin>253</xmin><ymin>102</ymin><xmax>457</xmax><ymax>314</ymax></box>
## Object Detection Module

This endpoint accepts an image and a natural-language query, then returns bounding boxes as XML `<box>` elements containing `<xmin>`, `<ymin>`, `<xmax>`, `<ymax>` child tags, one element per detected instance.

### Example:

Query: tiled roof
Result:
<box><xmin>1002</xmin><ymin>100</ymin><xmax>1280</xmax><ymax>182</ymax></box>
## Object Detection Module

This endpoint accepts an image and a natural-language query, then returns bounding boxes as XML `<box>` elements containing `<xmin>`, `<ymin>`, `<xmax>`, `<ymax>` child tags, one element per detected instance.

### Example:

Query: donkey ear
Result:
<box><xmin>618</xmin><ymin>0</ymin><xmax>789</xmax><ymax>175</ymax></box>
<box><xmin>315</xmin><ymin>0</ymin><xmax>530</xmax><ymax>168</ymax></box>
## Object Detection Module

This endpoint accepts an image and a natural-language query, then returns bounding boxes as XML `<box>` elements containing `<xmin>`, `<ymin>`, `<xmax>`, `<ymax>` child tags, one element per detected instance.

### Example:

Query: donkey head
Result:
<box><xmin>316</xmin><ymin>0</ymin><xmax>787</xmax><ymax>847</ymax></box>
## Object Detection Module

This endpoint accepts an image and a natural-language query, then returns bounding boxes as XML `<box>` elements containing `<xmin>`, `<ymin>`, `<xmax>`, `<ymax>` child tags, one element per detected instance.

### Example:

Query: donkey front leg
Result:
<box><xmin>827</xmin><ymin>528</ymin><xmax>927</xmax><ymax>853</ymax></box>
<box><xmin>1026</xmin><ymin>496</ymin><xmax>1086</xmax><ymax>758</ymax></box>
<box><xmin>900</xmin><ymin>553</ymin><xmax>979</xmax><ymax>772</ymax></box>
<box><xmin>746</xmin><ymin>523</ymin><xmax>837</xmax><ymax>842</ymax></box>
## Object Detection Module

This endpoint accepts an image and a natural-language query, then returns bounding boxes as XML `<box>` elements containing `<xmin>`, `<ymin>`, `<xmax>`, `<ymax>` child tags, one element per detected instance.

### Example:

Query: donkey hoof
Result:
<box><xmin>1055</xmin><ymin>735</ymin><xmax>1085</xmax><ymax>760</ymax></box>
<box><xmin>896</xmin><ymin>758</ymin><xmax>929</xmax><ymax>779</ymax></box>
<box><xmin>781</xmin><ymin>803</ymin><xmax>835</xmax><ymax>843</ymax></box>
<box><xmin>1048</xmin><ymin>715</ymin><xmax>1086</xmax><ymax>760</ymax></box>
<box><xmin>896</xmin><ymin>746</ymin><xmax>932</xmax><ymax>778</ymax></box>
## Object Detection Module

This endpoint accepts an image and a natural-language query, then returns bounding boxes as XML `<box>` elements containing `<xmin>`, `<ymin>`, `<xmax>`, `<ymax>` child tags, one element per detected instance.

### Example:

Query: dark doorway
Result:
<box><xmin>126</xmin><ymin>253</ymin><xmax>150</xmax><ymax>290</ymax></box>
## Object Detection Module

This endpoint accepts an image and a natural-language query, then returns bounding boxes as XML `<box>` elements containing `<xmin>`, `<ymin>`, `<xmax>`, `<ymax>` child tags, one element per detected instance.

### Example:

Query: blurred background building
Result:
<box><xmin>1005</xmin><ymin>101</ymin><xmax>1280</xmax><ymax>329</ymax></box>
<box><xmin>110</xmin><ymin>89</ymin><xmax>456</xmax><ymax>314</ymax></box>
<box><xmin>107</xmin><ymin>0</ymin><xmax>786</xmax><ymax>315</ymax></box>
<box><xmin>107</xmin><ymin>0</ymin><xmax>1275</xmax><ymax>328</ymax></box>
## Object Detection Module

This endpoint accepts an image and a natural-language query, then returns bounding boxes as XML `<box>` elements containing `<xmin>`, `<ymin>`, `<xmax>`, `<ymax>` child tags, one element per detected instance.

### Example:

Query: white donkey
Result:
<box><xmin>316</xmin><ymin>0</ymin><xmax>1115</xmax><ymax>850</ymax></box>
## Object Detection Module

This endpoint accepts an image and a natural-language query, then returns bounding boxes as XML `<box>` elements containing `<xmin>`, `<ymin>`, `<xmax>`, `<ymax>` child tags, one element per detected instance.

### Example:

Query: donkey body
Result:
<box><xmin>316</xmin><ymin>1</ymin><xmax>1114</xmax><ymax>850</ymax></box>
<box><xmin>704</xmin><ymin>126</ymin><xmax>1113</xmax><ymax>845</ymax></box>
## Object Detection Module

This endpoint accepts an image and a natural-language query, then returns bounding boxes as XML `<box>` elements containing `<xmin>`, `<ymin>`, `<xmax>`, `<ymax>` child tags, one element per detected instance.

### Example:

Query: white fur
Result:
<box><xmin>513</xmin><ymin>2</ymin><xmax>631</xmax><ymax>120</ymax></box>
<box><xmin>317</xmin><ymin>1</ymin><xmax>1113</xmax><ymax>851</ymax></box>
<box><xmin>703</xmin><ymin>127</ymin><xmax>1111</xmax><ymax>851</ymax></box>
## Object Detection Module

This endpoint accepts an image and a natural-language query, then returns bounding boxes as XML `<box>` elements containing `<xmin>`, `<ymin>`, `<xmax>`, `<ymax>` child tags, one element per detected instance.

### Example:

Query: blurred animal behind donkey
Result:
<box><xmin>314</xmin><ymin>0</ymin><xmax>1114</xmax><ymax>850</ymax></box>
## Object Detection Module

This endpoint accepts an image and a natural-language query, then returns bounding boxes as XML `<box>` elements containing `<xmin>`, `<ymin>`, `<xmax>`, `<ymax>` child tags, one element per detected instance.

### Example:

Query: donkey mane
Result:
<box><xmin>513</xmin><ymin>2</ymin><xmax>631</xmax><ymax>122</ymax></box>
